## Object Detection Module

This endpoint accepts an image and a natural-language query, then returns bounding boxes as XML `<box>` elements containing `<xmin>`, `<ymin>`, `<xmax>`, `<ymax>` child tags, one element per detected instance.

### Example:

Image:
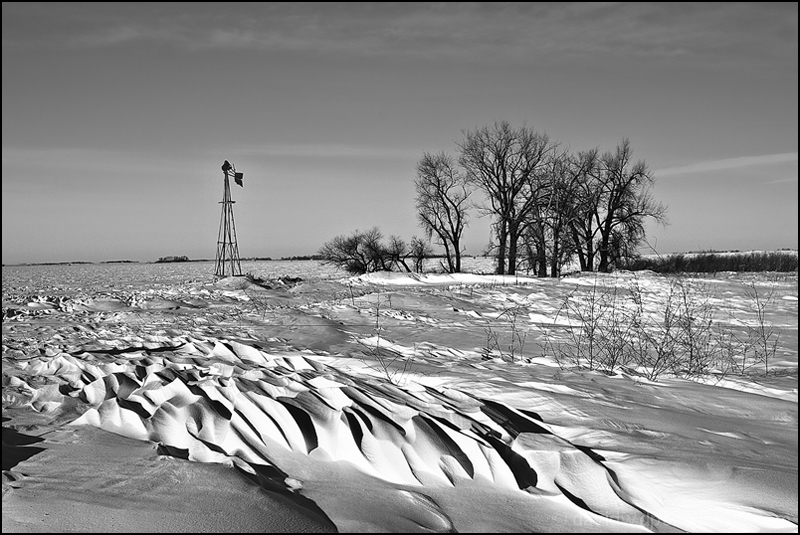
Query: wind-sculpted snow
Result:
<box><xmin>6</xmin><ymin>338</ymin><xmax>677</xmax><ymax>532</ymax></box>
<box><xmin>3</xmin><ymin>262</ymin><xmax>797</xmax><ymax>532</ymax></box>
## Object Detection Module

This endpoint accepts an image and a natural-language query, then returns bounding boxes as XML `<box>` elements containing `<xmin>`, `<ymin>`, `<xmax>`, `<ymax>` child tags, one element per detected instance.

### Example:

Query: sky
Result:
<box><xmin>2</xmin><ymin>2</ymin><xmax>797</xmax><ymax>265</ymax></box>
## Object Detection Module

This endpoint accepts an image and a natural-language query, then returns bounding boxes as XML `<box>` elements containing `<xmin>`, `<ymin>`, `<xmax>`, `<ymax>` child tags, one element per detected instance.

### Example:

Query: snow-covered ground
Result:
<box><xmin>2</xmin><ymin>259</ymin><xmax>797</xmax><ymax>532</ymax></box>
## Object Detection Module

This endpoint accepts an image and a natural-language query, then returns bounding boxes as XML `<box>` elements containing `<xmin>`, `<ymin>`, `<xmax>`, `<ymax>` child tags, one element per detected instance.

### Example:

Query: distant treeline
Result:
<box><xmin>620</xmin><ymin>251</ymin><xmax>798</xmax><ymax>273</ymax></box>
<box><xmin>153</xmin><ymin>255</ymin><xmax>329</xmax><ymax>263</ymax></box>
<box><xmin>278</xmin><ymin>255</ymin><xmax>324</xmax><ymax>261</ymax></box>
<box><xmin>2</xmin><ymin>261</ymin><xmax>94</xmax><ymax>267</ymax></box>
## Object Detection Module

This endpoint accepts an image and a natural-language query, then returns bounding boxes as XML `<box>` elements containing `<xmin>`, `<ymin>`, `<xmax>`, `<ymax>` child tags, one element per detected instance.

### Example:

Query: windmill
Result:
<box><xmin>214</xmin><ymin>160</ymin><xmax>244</xmax><ymax>278</ymax></box>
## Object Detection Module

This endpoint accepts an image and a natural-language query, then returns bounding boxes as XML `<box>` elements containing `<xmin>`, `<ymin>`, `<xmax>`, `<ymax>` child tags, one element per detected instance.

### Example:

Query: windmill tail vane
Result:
<box><xmin>214</xmin><ymin>160</ymin><xmax>245</xmax><ymax>278</ymax></box>
<box><xmin>222</xmin><ymin>159</ymin><xmax>244</xmax><ymax>187</ymax></box>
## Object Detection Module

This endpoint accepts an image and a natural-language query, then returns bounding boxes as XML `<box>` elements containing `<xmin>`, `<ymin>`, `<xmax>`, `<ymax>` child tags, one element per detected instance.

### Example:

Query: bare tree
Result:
<box><xmin>519</xmin><ymin>221</ymin><xmax>548</xmax><ymax>276</ymax></box>
<box><xmin>595</xmin><ymin>139</ymin><xmax>668</xmax><ymax>272</ymax></box>
<box><xmin>319</xmin><ymin>232</ymin><xmax>366</xmax><ymax>274</ymax></box>
<box><xmin>517</xmin><ymin>174</ymin><xmax>550</xmax><ymax>277</ymax></box>
<box><xmin>415</xmin><ymin>152</ymin><xmax>471</xmax><ymax>273</ymax></box>
<box><xmin>386</xmin><ymin>235</ymin><xmax>413</xmax><ymax>272</ymax></box>
<box><xmin>409</xmin><ymin>236</ymin><xmax>432</xmax><ymax>273</ymax></box>
<box><xmin>566</xmin><ymin>148</ymin><xmax>603</xmax><ymax>272</ymax></box>
<box><xmin>538</xmin><ymin>148</ymin><xmax>590</xmax><ymax>277</ymax></box>
<box><xmin>319</xmin><ymin>227</ymin><xmax>391</xmax><ymax>274</ymax></box>
<box><xmin>361</xmin><ymin>227</ymin><xmax>391</xmax><ymax>271</ymax></box>
<box><xmin>458</xmin><ymin>121</ymin><xmax>553</xmax><ymax>275</ymax></box>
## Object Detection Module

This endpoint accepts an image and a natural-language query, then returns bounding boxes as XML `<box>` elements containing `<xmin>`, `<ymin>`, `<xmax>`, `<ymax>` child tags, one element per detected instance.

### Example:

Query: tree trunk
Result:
<box><xmin>598</xmin><ymin>223</ymin><xmax>612</xmax><ymax>272</ymax></box>
<box><xmin>550</xmin><ymin>235</ymin><xmax>559</xmax><ymax>278</ymax></box>
<box><xmin>507</xmin><ymin>224</ymin><xmax>519</xmax><ymax>276</ymax></box>
<box><xmin>598</xmin><ymin>247</ymin><xmax>610</xmax><ymax>272</ymax></box>
<box><xmin>496</xmin><ymin>220</ymin><xmax>507</xmax><ymax>275</ymax></box>
<box><xmin>536</xmin><ymin>233</ymin><xmax>547</xmax><ymax>278</ymax></box>
<box><xmin>571</xmin><ymin>226</ymin><xmax>587</xmax><ymax>271</ymax></box>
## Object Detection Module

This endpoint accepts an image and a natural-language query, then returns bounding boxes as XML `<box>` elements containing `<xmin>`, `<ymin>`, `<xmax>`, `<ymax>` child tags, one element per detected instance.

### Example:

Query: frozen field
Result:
<box><xmin>2</xmin><ymin>259</ymin><xmax>797</xmax><ymax>532</ymax></box>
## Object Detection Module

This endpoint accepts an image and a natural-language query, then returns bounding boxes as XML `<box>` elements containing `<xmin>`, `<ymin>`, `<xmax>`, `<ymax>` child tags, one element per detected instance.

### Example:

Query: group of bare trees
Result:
<box><xmin>321</xmin><ymin>120</ymin><xmax>667</xmax><ymax>276</ymax></box>
<box><xmin>318</xmin><ymin>228</ymin><xmax>431</xmax><ymax>275</ymax></box>
<box><xmin>417</xmin><ymin>121</ymin><xmax>667</xmax><ymax>275</ymax></box>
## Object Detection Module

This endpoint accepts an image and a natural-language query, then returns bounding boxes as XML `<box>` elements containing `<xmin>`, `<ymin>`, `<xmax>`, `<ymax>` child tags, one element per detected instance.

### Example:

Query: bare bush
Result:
<box><xmin>550</xmin><ymin>273</ymin><xmax>744</xmax><ymax>382</ymax></box>
<box><xmin>556</xmin><ymin>278</ymin><xmax>609</xmax><ymax>371</ymax></box>
<box><xmin>744</xmin><ymin>281</ymin><xmax>780</xmax><ymax>375</ymax></box>
<box><xmin>319</xmin><ymin>228</ymin><xmax>432</xmax><ymax>275</ymax></box>
<box><xmin>483</xmin><ymin>304</ymin><xmax>528</xmax><ymax>362</ymax></box>
<box><xmin>319</xmin><ymin>228</ymin><xmax>394</xmax><ymax>274</ymax></box>
<box><xmin>356</xmin><ymin>294</ymin><xmax>419</xmax><ymax>386</ymax></box>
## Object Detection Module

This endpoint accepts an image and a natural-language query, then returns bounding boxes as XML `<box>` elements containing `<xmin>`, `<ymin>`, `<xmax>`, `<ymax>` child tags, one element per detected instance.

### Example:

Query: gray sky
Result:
<box><xmin>3</xmin><ymin>2</ymin><xmax>797</xmax><ymax>264</ymax></box>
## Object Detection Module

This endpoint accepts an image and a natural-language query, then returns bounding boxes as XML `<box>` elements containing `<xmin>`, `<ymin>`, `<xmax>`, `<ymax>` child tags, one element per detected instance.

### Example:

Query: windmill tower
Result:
<box><xmin>214</xmin><ymin>160</ymin><xmax>244</xmax><ymax>278</ymax></box>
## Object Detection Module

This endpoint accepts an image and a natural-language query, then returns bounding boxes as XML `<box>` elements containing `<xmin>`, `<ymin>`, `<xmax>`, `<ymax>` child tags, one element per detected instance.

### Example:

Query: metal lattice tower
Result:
<box><xmin>214</xmin><ymin>160</ymin><xmax>243</xmax><ymax>278</ymax></box>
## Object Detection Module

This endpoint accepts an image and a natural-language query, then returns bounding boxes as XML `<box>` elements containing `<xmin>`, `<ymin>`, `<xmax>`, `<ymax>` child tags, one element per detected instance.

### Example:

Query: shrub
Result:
<box><xmin>319</xmin><ymin>228</ymin><xmax>428</xmax><ymax>275</ymax></box>
<box><xmin>619</xmin><ymin>251</ymin><xmax>798</xmax><ymax>273</ymax></box>
<box><xmin>549</xmin><ymin>273</ymin><xmax>782</xmax><ymax>381</ymax></box>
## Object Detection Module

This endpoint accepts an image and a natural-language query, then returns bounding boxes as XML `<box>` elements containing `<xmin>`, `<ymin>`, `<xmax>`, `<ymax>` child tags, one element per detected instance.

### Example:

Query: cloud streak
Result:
<box><xmin>1</xmin><ymin>147</ymin><xmax>188</xmax><ymax>182</ymax></box>
<box><xmin>4</xmin><ymin>3</ymin><xmax>796</xmax><ymax>67</ymax></box>
<box><xmin>765</xmin><ymin>177</ymin><xmax>798</xmax><ymax>185</ymax></box>
<box><xmin>233</xmin><ymin>143</ymin><xmax>419</xmax><ymax>160</ymax></box>
<box><xmin>654</xmin><ymin>153</ymin><xmax>798</xmax><ymax>177</ymax></box>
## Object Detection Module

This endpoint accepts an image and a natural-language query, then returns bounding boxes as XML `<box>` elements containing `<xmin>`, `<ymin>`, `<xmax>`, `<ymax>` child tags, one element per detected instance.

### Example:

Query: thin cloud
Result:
<box><xmin>234</xmin><ymin>144</ymin><xmax>419</xmax><ymax>160</ymax></box>
<box><xmin>1</xmin><ymin>147</ymin><xmax>183</xmax><ymax>176</ymax></box>
<box><xmin>765</xmin><ymin>177</ymin><xmax>798</xmax><ymax>185</ymax></box>
<box><xmin>5</xmin><ymin>3</ymin><xmax>795</xmax><ymax>67</ymax></box>
<box><xmin>655</xmin><ymin>153</ymin><xmax>798</xmax><ymax>177</ymax></box>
